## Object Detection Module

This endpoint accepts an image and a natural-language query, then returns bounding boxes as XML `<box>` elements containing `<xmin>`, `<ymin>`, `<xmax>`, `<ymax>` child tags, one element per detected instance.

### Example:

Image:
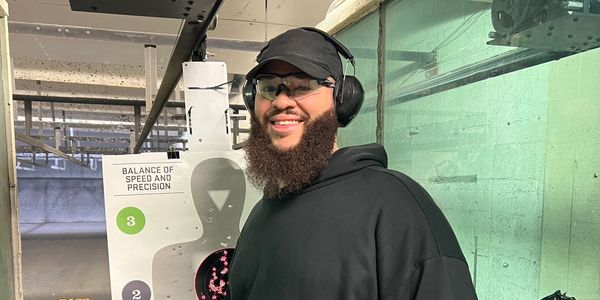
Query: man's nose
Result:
<box><xmin>271</xmin><ymin>87</ymin><xmax>296</xmax><ymax>110</ymax></box>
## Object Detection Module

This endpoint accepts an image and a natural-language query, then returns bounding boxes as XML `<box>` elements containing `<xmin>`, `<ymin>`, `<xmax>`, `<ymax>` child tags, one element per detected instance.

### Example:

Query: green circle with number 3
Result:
<box><xmin>117</xmin><ymin>207</ymin><xmax>146</xmax><ymax>235</ymax></box>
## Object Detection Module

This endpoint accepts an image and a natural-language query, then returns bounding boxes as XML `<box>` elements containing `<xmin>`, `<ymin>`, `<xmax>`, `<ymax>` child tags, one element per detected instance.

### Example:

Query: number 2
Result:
<box><xmin>132</xmin><ymin>289</ymin><xmax>141</xmax><ymax>300</ymax></box>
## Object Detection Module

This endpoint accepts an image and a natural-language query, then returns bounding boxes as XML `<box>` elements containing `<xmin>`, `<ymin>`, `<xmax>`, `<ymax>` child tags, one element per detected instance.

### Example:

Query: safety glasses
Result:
<box><xmin>254</xmin><ymin>73</ymin><xmax>334</xmax><ymax>101</ymax></box>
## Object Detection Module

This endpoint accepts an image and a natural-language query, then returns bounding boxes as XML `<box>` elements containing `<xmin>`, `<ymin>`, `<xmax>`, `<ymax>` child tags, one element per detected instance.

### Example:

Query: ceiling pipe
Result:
<box><xmin>8</xmin><ymin>21</ymin><xmax>266</xmax><ymax>52</ymax></box>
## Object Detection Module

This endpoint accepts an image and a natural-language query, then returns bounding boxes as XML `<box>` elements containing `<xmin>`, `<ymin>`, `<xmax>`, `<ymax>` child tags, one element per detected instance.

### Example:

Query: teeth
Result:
<box><xmin>274</xmin><ymin>120</ymin><xmax>301</xmax><ymax>125</ymax></box>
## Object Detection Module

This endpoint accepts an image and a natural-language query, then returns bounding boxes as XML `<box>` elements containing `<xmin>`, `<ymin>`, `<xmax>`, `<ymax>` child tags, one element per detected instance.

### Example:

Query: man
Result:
<box><xmin>226</xmin><ymin>27</ymin><xmax>477</xmax><ymax>300</ymax></box>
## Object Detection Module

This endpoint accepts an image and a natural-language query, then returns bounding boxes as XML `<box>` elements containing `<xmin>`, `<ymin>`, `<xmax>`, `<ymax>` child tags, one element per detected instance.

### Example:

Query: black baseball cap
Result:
<box><xmin>245</xmin><ymin>27</ymin><xmax>343</xmax><ymax>81</ymax></box>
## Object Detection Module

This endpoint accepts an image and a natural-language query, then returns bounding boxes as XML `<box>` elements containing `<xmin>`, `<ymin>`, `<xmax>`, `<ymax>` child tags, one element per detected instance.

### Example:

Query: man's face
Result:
<box><xmin>254</xmin><ymin>61</ymin><xmax>335</xmax><ymax>151</ymax></box>
<box><xmin>244</xmin><ymin>110</ymin><xmax>339</xmax><ymax>198</ymax></box>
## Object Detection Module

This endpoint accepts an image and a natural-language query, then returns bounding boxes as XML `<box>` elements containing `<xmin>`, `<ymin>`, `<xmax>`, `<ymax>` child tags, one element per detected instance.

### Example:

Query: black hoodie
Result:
<box><xmin>227</xmin><ymin>144</ymin><xmax>477</xmax><ymax>300</ymax></box>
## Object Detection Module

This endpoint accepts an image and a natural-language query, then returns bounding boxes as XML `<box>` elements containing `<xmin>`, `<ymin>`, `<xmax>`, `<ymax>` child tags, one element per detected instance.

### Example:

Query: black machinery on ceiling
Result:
<box><xmin>69</xmin><ymin>0</ymin><xmax>220</xmax><ymax>25</ymax></box>
<box><xmin>489</xmin><ymin>0</ymin><xmax>600</xmax><ymax>52</ymax></box>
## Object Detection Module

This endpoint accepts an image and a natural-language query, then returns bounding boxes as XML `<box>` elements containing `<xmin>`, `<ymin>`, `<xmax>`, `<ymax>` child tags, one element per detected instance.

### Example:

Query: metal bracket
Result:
<box><xmin>192</xmin><ymin>36</ymin><xmax>208</xmax><ymax>62</ymax></box>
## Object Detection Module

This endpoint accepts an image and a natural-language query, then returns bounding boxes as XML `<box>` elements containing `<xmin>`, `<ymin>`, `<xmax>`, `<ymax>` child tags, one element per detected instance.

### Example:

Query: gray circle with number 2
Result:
<box><xmin>122</xmin><ymin>280</ymin><xmax>151</xmax><ymax>300</ymax></box>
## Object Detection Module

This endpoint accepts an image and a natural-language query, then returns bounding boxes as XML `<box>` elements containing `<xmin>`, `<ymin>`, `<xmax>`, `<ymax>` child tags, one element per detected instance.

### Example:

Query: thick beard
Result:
<box><xmin>244</xmin><ymin>109</ymin><xmax>339</xmax><ymax>199</ymax></box>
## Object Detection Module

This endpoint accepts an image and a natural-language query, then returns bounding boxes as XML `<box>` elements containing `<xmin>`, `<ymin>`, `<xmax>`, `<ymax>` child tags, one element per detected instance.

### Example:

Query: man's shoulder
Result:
<box><xmin>360</xmin><ymin>166</ymin><xmax>466</xmax><ymax>262</ymax></box>
<box><xmin>362</xmin><ymin>165</ymin><xmax>415</xmax><ymax>181</ymax></box>
<box><xmin>360</xmin><ymin>166</ymin><xmax>442</xmax><ymax>217</ymax></box>
<box><xmin>336</xmin><ymin>165</ymin><xmax>434</xmax><ymax>222</ymax></box>
<box><xmin>359</xmin><ymin>165</ymin><xmax>428</xmax><ymax>196</ymax></box>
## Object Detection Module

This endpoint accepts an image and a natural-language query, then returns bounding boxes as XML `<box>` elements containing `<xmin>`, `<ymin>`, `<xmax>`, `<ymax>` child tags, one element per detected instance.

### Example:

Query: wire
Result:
<box><xmin>389</xmin><ymin>7</ymin><xmax>489</xmax><ymax>91</ymax></box>
<box><xmin>188</xmin><ymin>80</ymin><xmax>234</xmax><ymax>90</ymax></box>
<box><xmin>435</xmin><ymin>8</ymin><xmax>487</xmax><ymax>51</ymax></box>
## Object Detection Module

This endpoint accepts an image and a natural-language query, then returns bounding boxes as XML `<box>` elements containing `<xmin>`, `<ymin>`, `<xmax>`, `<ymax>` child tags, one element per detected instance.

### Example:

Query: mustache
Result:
<box><xmin>263</xmin><ymin>108</ymin><xmax>309</xmax><ymax>123</ymax></box>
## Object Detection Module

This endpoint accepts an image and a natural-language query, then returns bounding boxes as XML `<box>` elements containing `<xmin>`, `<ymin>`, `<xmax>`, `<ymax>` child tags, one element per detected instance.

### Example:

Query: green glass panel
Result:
<box><xmin>383</xmin><ymin>0</ymin><xmax>510</xmax><ymax>97</ymax></box>
<box><xmin>383</xmin><ymin>0</ymin><xmax>551</xmax><ymax>299</ymax></box>
<box><xmin>335</xmin><ymin>10</ymin><xmax>379</xmax><ymax>146</ymax></box>
<box><xmin>376</xmin><ymin>0</ymin><xmax>600</xmax><ymax>299</ymax></box>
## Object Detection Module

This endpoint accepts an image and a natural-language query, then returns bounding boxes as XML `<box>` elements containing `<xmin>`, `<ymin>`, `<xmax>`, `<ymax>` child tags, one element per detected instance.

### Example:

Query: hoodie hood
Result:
<box><xmin>312</xmin><ymin>143</ymin><xmax>388</xmax><ymax>186</ymax></box>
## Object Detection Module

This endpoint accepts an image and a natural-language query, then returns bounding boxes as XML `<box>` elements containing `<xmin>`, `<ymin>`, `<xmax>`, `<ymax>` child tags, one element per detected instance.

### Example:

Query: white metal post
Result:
<box><xmin>144</xmin><ymin>44</ymin><xmax>158</xmax><ymax>113</ymax></box>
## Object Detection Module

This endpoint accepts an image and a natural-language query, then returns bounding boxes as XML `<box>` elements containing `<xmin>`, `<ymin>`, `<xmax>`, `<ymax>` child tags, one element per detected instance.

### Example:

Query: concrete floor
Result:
<box><xmin>21</xmin><ymin>222</ymin><xmax>111</xmax><ymax>300</ymax></box>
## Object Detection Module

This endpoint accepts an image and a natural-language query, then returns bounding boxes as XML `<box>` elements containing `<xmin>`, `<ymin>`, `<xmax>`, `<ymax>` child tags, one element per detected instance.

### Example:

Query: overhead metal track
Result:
<box><xmin>361</xmin><ymin>48</ymin><xmax>573</xmax><ymax>113</ymax></box>
<box><xmin>385</xmin><ymin>49</ymin><xmax>572</xmax><ymax>106</ymax></box>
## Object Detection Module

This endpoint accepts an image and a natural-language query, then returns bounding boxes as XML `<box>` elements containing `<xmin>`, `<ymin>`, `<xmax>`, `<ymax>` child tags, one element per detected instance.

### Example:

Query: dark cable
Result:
<box><xmin>188</xmin><ymin>80</ymin><xmax>234</xmax><ymax>90</ymax></box>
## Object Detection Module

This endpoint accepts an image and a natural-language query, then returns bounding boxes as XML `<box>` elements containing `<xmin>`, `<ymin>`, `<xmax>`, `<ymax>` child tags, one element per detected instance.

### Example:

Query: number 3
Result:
<box><xmin>127</xmin><ymin>216</ymin><xmax>136</xmax><ymax>227</ymax></box>
<box><xmin>132</xmin><ymin>289</ymin><xmax>141</xmax><ymax>300</ymax></box>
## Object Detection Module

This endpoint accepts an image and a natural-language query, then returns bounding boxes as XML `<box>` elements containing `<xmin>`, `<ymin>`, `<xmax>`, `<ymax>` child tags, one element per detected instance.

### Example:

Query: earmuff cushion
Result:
<box><xmin>334</xmin><ymin>76</ymin><xmax>364</xmax><ymax>127</ymax></box>
<box><xmin>242</xmin><ymin>79</ymin><xmax>256</xmax><ymax>116</ymax></box>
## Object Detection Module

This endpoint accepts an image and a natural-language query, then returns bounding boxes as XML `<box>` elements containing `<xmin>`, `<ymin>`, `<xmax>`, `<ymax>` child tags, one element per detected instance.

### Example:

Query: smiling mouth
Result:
<box><xmin>271</xmin><ymin>120</ymin><xmax>303</xmax><ymax>125</ymax></box>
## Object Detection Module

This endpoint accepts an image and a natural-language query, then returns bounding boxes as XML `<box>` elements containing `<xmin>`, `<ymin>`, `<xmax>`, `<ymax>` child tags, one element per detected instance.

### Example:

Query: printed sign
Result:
<box><xmin>102</xmin><ymin>151</ymin><xmax>260</xmax><ymax>299</ymax></box>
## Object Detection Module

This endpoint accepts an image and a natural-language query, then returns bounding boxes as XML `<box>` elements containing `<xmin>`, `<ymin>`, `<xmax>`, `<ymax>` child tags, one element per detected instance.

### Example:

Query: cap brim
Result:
<box><xmin>246</xmin><ymin>55</ymin><xmax>331</xmax><ymax>80</ymax></box>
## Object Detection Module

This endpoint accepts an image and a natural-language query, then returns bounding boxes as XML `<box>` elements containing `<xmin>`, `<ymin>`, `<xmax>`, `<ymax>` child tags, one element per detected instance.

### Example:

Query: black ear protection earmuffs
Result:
<box><xmin>242</xmin><ymin>28</ymin><xmax>364</xmax><ymax>127</ymax></box>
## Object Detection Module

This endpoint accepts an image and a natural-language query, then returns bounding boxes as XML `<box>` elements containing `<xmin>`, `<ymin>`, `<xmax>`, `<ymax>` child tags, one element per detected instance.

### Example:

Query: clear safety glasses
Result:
<box><xmin>254</xmin><ymin>73</ymin><xmax>335</xmax><ymax>101</ymax></box>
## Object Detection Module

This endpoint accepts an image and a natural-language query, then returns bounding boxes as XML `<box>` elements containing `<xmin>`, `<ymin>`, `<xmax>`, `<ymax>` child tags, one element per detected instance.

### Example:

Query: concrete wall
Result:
<box><xmin>18</xmin><ymin>178</ymin><xmax>105</xmax><ymax>223</ymax></box>
<box><xmin>539</xmin><ymin>50</ymin><xmax>600</xmax><ymax>298</ymax></box>
<box><xmin>17</xmin><ymin>160</ymin><xmax>105</xmax><ymax>225</ymax></box>
<box><xmin>17</xmin><ymin>161</ymin><xmax>109</xmax><ymax>300</ymax></box>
